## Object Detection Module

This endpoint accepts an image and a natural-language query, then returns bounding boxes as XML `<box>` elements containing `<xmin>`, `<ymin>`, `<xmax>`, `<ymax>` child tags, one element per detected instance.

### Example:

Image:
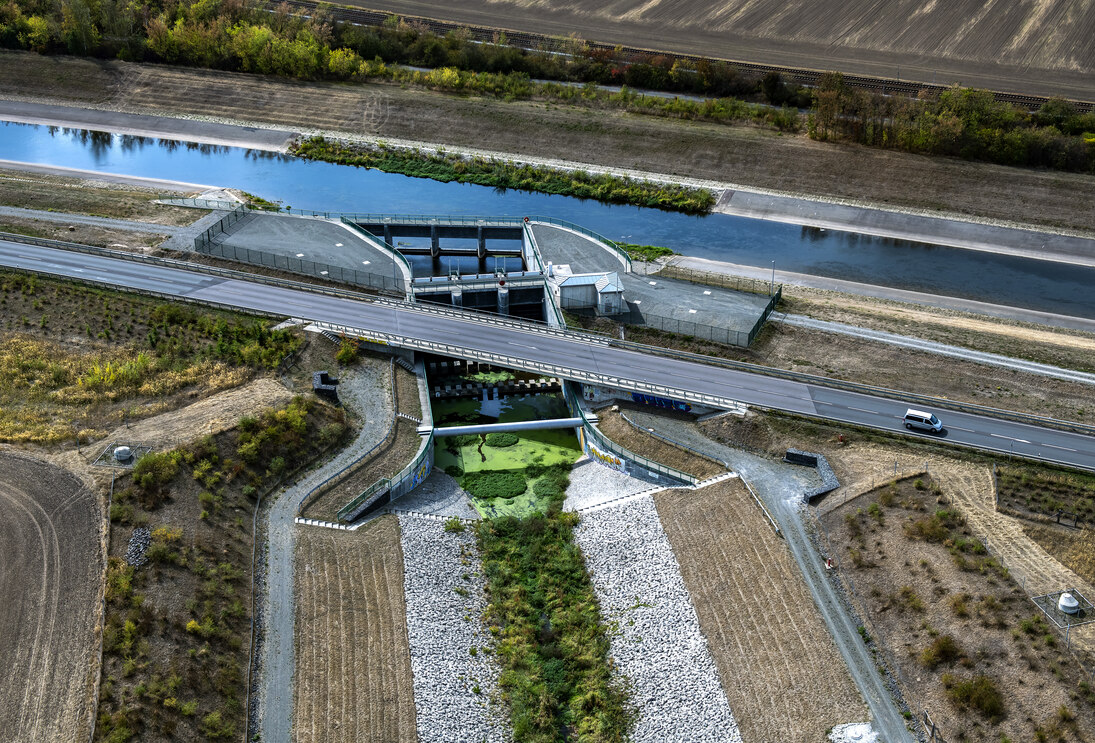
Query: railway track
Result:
<box><xmin>271</xmin><ymin>0</ymin><xmax>1094</xmax><ymax>113</ymax></box>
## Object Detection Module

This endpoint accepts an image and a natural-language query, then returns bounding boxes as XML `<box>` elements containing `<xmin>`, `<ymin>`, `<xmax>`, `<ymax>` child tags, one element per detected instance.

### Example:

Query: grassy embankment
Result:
<box><xmin>291</xmin><ymin>136</ymin><xmax>716</xmax><ymax>214</ymax></box>
<box><xmin>98</xmin><ymin>397</ymin><xmax>347</xmax><ymax>742</ymax></box>
<box><xmin>0</xmin><ymin>270</ymin><xmax>299</xmax><ymax>443</ymax></box>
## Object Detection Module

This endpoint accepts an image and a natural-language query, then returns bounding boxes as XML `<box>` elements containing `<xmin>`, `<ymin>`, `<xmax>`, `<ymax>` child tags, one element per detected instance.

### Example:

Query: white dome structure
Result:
<box><xmin>113</xmin><ymin>445</ymin><xmax>133</xmax><ymax>462</ymax></box>
<box><xmin>1058</xmin><ymin>592</ymin><xmax>1080</xmax><ymax>614</ymax></box>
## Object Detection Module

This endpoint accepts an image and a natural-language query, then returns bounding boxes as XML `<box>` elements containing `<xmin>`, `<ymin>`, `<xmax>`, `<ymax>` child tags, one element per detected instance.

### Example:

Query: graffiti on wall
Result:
<box><xmin>631</xmin><ymin>392</ymin><xmax>692</xmax><ymax>412</ymax></box>
<box><xmin>587</xmin><ymin>440</ymin><xmax>626</xmax><ymax>474</ymax></box>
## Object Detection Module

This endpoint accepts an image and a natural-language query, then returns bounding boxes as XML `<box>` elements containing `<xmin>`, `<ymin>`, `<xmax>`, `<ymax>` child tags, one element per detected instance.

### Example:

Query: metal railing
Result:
<box><xmin>338</xmin><ymin>216</ymin><xmax>414</xmax><ymax>292</ymax></box>
<box><xmin>615</xmin><ymin>284</ymin><xmax>780</xmax><ymax>348</ymax></box>
<box><xmin>564</xmin><ymin>382</ymin><xmax>696</xmax><ymax>485</ymax></box>
<box><xmin>338</xmin><ymin>429</ymin><xmax>435</xmax><ymax>521</ymax></box>
<box><xmin>527</xmin><ymin>216</ymin><xmax>632</xmax><ymax>273</ymax></box>
<box><xmin>655</xmin><ymin>265</ymin><xmax>781</xmax><ymax>297</ymax></box>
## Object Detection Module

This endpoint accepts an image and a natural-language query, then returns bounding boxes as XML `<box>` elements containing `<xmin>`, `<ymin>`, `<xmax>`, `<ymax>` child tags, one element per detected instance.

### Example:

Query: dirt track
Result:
<box><xmin>0</xmin><ymin>451</ymin><xmax>102</xmax><ymax>743</ymax></box>
<box><xmin>656</xmin><ymin>479</ymin><xmax>865</xmax><ymax>742</ymax></box>
<box><xmin>294</xmin><ymin>517</ymin><xmax>417</xmax><ymax>742</ymax></box>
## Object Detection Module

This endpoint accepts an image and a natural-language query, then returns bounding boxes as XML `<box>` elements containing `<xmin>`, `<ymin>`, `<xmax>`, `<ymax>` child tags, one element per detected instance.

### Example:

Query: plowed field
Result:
<box><xmin>655</xmin><ymin>478</ymin><xmax>865</xmax><ymax>742</ymax></box>
<box><xmin>294</xmin><ymin>516</ymin><xmax>417</xmax><ymax>742</ymax></box>
<box><xmin>0</xmin><ymin>451</ymin><xmax>102</xmax><ymax>743</ymax></box>
<box><xmin>363</xmin><ymin>0</ymin><xmax>1095</xmax><ymax>97</ymax></box>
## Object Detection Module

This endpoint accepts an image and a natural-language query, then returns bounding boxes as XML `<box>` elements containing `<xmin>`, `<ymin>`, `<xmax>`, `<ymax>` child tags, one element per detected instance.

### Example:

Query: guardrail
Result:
<box><xmin>564</xmin><ymin>382</ymin><xmax>696</xmax><ymax>485</ymax></box>
<box><xmin>7</xmin><ymin>233</ymin><xmax>1095</xmax><ymax>444</ymax></box>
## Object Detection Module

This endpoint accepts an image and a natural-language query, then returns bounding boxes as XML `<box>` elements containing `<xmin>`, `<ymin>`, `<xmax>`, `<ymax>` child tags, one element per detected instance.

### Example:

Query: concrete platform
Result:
<box><xmin>532</xmin><ymin>223</ymin><xmax>772</xmax><ymax>342</ymax></box>
<box><xmin>217</xmin><ymin>213</ymin><xmax>408</xmax><ymax>289</ymax></box>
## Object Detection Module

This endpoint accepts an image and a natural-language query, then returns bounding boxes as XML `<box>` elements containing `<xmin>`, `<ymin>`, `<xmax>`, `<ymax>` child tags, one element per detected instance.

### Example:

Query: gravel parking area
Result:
<box><xmin>399</xmin><ymin>514</ymin><xmax>510</xmax><ymax>743</ymax></box>
<box><xmin>574</xmin><ymin>495</ymin><xmax>741</xmax><ymax>743</ymax></box>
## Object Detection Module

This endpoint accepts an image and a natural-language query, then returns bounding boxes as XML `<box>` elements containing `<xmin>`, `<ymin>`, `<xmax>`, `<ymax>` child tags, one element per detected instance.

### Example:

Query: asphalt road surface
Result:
<box><xmin>4</xmin><ymin>239</ymin><xmax>1095</xmax><ymax>471</ymax></box>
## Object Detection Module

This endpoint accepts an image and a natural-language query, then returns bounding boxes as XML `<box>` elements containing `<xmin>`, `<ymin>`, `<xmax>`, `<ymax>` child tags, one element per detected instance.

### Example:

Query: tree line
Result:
<box><xmin>1</xmin><ymin>0</ymin><xmax>1092</xmax><ymax>172</ymax></box>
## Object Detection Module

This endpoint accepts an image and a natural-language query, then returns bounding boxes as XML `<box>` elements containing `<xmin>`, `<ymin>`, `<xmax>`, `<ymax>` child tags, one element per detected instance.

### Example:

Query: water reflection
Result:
<box><xmin>1</xmin><ymin>120</ymin><xmax>1092</xmax><ymax>318</ymax></box>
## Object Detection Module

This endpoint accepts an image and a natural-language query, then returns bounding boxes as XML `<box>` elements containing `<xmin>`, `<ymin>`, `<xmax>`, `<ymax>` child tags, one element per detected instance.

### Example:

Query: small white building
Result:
<box><xmin>548</xmin><ymin>263</ymin><xmax>625</xmax><ymax>315</ymax></box>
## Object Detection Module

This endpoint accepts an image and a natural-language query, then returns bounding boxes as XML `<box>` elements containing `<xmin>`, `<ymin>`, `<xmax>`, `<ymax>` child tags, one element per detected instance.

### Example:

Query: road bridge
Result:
<box><xmin>2</xmin><ymin>238</ymin><xmax>1095</xmax><ymax>472</ymax></box>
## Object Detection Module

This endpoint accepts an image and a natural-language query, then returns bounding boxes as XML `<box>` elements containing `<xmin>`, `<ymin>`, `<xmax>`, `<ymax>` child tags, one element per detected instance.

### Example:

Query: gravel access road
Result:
<box><xmin>256</xmin><ymin>354</ymin><xmax>393</xmax><ymax>743</ymax></box>
<box><xmin>623</xmin><ymin>410</ymin><xmax>915</xmax><ymax>743</ymax></box>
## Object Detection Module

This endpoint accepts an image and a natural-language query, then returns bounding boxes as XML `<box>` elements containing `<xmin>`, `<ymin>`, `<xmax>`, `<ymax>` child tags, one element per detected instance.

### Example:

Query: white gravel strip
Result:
<box><xmin>563</xmin><ymin>455</ymin><xmax>653</xmax><ymax>511</ymax></box>
<box><xmin>399</xmin><ymin>515</ymin><xmax>510</xmax><ymax>743</ymax></box>
<box><xmin>574</xmin><ymin>495</ymin><xmax>741</xmax><ymax>743</ymax></box>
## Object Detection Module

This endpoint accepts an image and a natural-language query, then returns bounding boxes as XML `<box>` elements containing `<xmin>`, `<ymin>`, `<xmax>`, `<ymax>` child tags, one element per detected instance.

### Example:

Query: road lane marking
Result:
<box><xmin>507</xmin><ymin>341</ymin><xmax>537</xmax><ymax>349</ymax></box>
<box><xmin>990</xmin><ymin>433</ymin><xmax>1030</xmax><ymax>443</ymax></box>
<box><xmin>1043</xmin><ymin>443</ymin><xmax>1078</xmax><ymax>452</ymax></box>
<box><xmin>846</xmin><ymin>406</ymin><xmax>877</xmax><ymax>414</ymax></box>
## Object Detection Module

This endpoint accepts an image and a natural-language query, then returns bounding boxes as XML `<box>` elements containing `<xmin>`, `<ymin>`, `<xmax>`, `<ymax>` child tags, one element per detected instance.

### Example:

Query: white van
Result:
<box><xmin>903</xmin><ymin>409</ymin><xmax>942</xmax><ymax>433</ymax></box>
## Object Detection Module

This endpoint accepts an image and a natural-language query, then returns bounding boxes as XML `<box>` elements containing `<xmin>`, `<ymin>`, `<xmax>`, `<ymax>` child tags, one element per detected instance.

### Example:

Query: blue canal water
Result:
<box><xmin>2</xmin><ymin>121</ymin><xmax>1092</xmax><ymax>318</ymax></box>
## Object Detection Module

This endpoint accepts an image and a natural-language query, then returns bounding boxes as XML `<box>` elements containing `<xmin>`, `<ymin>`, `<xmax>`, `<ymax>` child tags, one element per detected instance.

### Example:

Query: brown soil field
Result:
<box><xmin>294</xmin><ymin>517</ymin><xmax>417</xmax><ymax>742</ymax></box>
<box><xmin>594</xmin><ymin>405</ymin><xmax>726</xmax><ymax>479</ymax></box>
<box><xmin>363</xmin><ymin>0</ymin><xmax>1095</xmax><ymax>99</ymax></box>
<box><xmin>656</xmin><ymin>478</ymin><xmax>865</xmax><ymax>742</ymax></box>
<box><xmin>394</xmin><ymin>362</ymin><xmax>422</xmax><ymax>418</ymax></box>
<box><xmin>0</xmin><ymin>215</ymin><xmax>168</xmax><ymax>250</ymax></box>
<box><xmin>0</xmin><ymin>167</ymin><xmax>201</xmax><ymax>226</ymax></box>
<box><xmin>819</xmin><ymin>473</ymin><xmax>1095</xmax><ymax>742</ymax></box>
<box><xmin>0</xmin><ymin>451</ymin><xmax>103</xmax><ymax>743</ymax></box>
<box><xmin>3</xmin><ymin>51</ymin><xmax>1094</xmax><ymax>235</ymax></box>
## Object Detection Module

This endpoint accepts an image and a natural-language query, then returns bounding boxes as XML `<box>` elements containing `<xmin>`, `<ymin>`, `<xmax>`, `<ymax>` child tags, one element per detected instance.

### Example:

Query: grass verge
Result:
<box><xmin>290</xmin><ymin>136</ymin><xmax>716</xmax><ymax>214</ymax></box>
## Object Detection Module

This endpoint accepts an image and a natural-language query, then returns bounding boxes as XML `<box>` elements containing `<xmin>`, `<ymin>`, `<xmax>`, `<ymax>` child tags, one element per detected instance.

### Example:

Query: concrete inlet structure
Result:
<box><xmin>354</xmin><ymin>218</ymin><xmax>524</xmax><ymax>259</ymax></box>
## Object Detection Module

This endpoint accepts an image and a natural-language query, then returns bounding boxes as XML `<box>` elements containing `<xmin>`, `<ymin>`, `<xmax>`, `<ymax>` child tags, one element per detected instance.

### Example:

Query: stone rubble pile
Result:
<box><xmin>399</xmin><ymin>515</ymin><xmax>510</xmax><ymax>743</ymax></box>
<box><xmin>124</xmin><ymin>526</ymin><xmax>151</xmax><ymax>567</ymax></box>
<box><xmin>574</xmin><ymin>495</ymin><xmax>742</xmax><ymax>743</ymax></box>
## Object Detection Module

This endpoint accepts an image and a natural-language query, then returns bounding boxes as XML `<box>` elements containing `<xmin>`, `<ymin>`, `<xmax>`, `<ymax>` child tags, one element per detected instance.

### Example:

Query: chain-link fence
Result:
<box><xmin>194</xmin><ymin>241</ymin><xmax>405</xmax><ymax>295</ymax></box>
<box><xmin>616</xmin><ymin>285</ymin><xmax>780</xmax><ymax>347</ymax></box>
<box><xmin>655</xmin><ymin>264</ymin><xmax>779</xmax><ymax>296</ymax></box>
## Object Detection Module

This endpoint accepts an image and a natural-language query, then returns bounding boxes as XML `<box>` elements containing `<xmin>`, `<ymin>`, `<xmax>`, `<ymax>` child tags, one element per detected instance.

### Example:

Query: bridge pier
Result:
<box><xmin>451</xmin><ymin>286</ymin><xmax>462</xmax><ymax>307</ymax></box>
<box><xmin>477</xmin><ymin>226</ymin><xmax>486</xmax><ymax>259</ymax></box>
<box><xmin>430</xmin><ymin>225</ymin><xmax>440</xmax><ymax>258</ymax></box>
<box><xmin>497</xmin><ymin>286</ymin><xmax>509</xmax><ymax>315</ymax></box>
<box><xmin>383</xmin><ymin>224</ymin><xmax>392</xmax><ymax>245</ymax></box>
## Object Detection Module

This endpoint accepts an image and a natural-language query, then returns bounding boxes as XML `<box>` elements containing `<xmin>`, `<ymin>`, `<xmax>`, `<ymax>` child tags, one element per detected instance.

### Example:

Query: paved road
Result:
<box><xmin>4</xmin><ymin>239</ymin><xmax>1095</xmax><ymax>471</ymax></box>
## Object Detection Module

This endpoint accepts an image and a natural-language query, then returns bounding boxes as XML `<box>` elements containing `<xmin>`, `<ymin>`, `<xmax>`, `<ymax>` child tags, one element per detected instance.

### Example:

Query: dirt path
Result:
<box><xmin>88</xmin><ymin>376</ymin><xmax>293</xmax><ymax>454</ymax></box>
<box><xmin>294</xmin><ymin>517</ymin><xmax>417</xmax><ymax>743</ymax></box>
<box><xmin>2</xmin><ymin>52</ymin><xmax>1094</xmax><ymax>236</ymax></box>
<box><xmin>0</xmin><ymin>451</ymin><xmax>102</xmax><ymax>743</ymax></box>
<box><xmin>258</xmin><ymin>356</ymin><xmax>394</xmax><ymax>743</ymax></box>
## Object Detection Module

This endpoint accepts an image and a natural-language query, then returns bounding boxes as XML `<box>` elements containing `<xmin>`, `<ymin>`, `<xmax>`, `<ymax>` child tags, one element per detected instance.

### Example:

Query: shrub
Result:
<box><xmin>485</xmin><ymin>432</ymin><xmax>519</xmax><ymax>448</ymax></box>
<box><xmin>443</xmin><ymin>517</ymin><xmax>466</xmax><ymax>533</ymax></box>
<box><xmin>919</xmin><ymin>635</ymin><xmax>963</xmax><ymax>668</ymax></box>
<box><xmin>943</xmin><ymin>674</ymin><xmax>1005</xmax><ymax>722</ymax></box>
<box><xmin>132</xmin><ymin>451</ymin><xmax>180</xmax><ymax>502</ymax></box>
<box><xmin>444</xmin><ymin>464</ymin><xmax>464</xmax><ymax>477</ymax></box>
<box><xmin>533</xmin><ymin>477</ymin><xmax>563</xmax><ymax>500</ymax></box>
<box><xmin>335</xmin><ymin>338</ymin><xmax>358</xmax><ymax>365</ymax></box>
<box><xmin>463</xmin><ymin>471</ymin><xmax>527</xmax><ymax>500</ymax></box>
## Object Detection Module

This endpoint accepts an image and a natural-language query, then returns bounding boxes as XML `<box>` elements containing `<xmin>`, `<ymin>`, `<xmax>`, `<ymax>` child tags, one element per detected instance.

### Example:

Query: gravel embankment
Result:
<box><xmin>391</xmin><ymin>469</ymin><xmax>480</xmax><ymax>519</ymax></box>
<box><xmin>399</xmin><ymin>514</ymin><xmax>509</xmax><ymax>743</ymax></box>
<box><xmin>563</xmin><ymin>456</ymin><xmax>653</xmax><ymax>511</ymax></box>
<box><xmin>255</xmin><ymin>356</ymin><xmax>393</xmax><ymax>742</ymax></box>
<box><xmin>574</xmin><ymin>495</ymin><xmax>741</xmax><ymax>743</ymax></box>
<box><xmin>124</xmin><ymin>526</ymin><xmax>151</xmax><ymax>567</ymax></box>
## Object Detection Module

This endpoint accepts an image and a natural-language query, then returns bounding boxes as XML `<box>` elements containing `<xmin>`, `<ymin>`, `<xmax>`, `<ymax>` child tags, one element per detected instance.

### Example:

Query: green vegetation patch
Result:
<box><xmin>617</xmin><ymin>242</ymin><xmax>677</xmax><ymax>261</ymax></box>
<box><xmin>98</xmin><ymin>397</ymin><xmax>346</xmax><ymax>742</ymax></box>
<box><xmin>484</xmin><ymin>432</ymin><xmax>519</xmax><ymax>448</ymax></box>
<box><xmin>477</xmin><ymin>506</ymin><xmax>631</xmax><ymax>742</ymax></box>
<box><xmin>292</xmin><ymin>137</ymin><xmax>716</xmax><ymax>214</ymax></box>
